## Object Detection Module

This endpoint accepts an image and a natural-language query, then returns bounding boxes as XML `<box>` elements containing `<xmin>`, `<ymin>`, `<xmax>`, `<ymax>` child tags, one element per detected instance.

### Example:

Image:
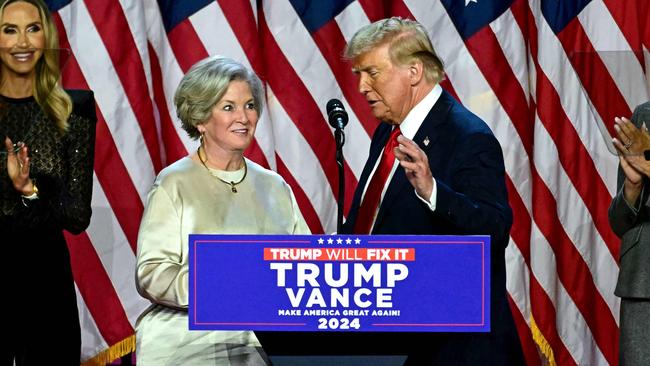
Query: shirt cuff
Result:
<box><xmin>624</xmin><ymin>183</ymin><xmax>645</xmax><ymax>213</ymax></box>
<box><xmin>21</xmin><ymin>191</ymin><xmax>38</xmax><ymax>200</ymax></box>
<box><xmin>416</xmin><ymin>177</ymin><xmax>437</xmax><ymax>211</ymax></box>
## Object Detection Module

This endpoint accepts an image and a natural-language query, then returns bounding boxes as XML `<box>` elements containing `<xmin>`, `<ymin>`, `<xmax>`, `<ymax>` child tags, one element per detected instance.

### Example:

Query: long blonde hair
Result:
<box><xmin>0</xmin><ymin>0</ymin><xmax>72</xmax><ymax>133</ymax></box>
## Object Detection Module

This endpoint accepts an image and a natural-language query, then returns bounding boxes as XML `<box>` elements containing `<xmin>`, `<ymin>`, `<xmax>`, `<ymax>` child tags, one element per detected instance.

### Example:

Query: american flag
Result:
<box><xmin>45</xmin><ymin>0</ymin><xmax>649</xmax><ymax>365</ymax></box>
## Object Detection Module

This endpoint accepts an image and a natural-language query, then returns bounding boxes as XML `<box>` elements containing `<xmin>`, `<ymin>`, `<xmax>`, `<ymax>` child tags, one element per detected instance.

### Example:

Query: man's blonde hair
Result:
<box><xmin>344</xmin><ymin>17</ymin><xmax>445</xmax><ymax>84</ymax></box>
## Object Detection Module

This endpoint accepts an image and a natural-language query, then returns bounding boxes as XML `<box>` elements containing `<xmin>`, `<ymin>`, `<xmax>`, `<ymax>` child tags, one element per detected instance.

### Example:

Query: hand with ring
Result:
<box><xmin>4</xmin><ymin>136</ymin><xmax>35</xmax><ymax>195</ymax></box>
<box><xmin>613</xmin><ymin>117</ymin><xmax>650</xmax><ymax>155</ymax></box>
<box><xmin>613</xmin><ymin>117</ymin><xmax>650</xmax><ymax>179</ymax></box>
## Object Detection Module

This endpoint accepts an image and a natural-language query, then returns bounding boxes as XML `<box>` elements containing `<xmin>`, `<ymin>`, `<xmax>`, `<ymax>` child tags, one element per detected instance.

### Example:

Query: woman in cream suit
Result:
<box><xmin>135</xmin><ymin>56</ymin><xmax>309</xmax><ymax>366</ymax></box>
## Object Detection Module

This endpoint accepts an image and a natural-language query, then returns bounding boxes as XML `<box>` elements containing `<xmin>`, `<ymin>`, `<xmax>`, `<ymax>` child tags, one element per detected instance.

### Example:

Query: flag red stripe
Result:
<box><xmin>465</xmin><ymin>28</ymin><xmax>533</xmax><ymax>156</ymax></box>
<box><xmin>216</xmin><ymin>0</ymin><xmax>265</xmax><ymax>79</ymax></box>
<box><xmin>601</xmin><ymin>0</ymin><xmax>646</xmax><ymax>64</ymax></box>
<box><xmin>516</xmin><ymin>8</ymin><xmax>620</xmax><ymax>360</ymax></box>
<box><xmin>508</xmin><ymin>294</ymin><xmax>541</xmax><ymax>366</ymax></box>
<box><xmin>212</xmin><ymin>1</ymin><xmax>274</xmax><ymax>170</ymax></box>
<box><xmin>505</xmin><ymin>178</ymin><xmax>531</xmax><ymax>263</ymax></box>
<box><xmin>312</xmin><ymin>20</ymin><xmax>378</xmax><ymax>136</ymax></box>
<box><xmin>276</xmin><ymin>155</ymin><xmax>325</xmax><ymax>234</ymax></box>
<box><xmin>503</xmin><ymin>178</ymin><xmax>538</xmax><ymax>365</ymax></box>
<box><xmin>244</xmin><ymin>139</ymin><xmax>271</xmax><ymax>169</ymax></box>
<box><xmin>508</xmin><ymin>173</ymin><xmax>577</xmax><ymax>364</ymax></box>
<box><xmin>259</xmin><ymin>14</ymin><xmax>358</xmax><ymax>207</ymax></box>
<box><xmin>65</xmin><ymin>232</ymin><xmax>134</xmax><ymax>344</ymax></box>
<box><xmin>530</xmin><ymin>275</ymin><xmax>578</xmax><ymax>365</ymax></box>
<box><xmin>507</xmin><ymin>180</ymin><xmax>577</xmax><ymax>365</ymax></box>
<box><xmin>147</xmin><ymin>43</ymin><xmax>188</xmax><ymax>165</ymax></box>
<box><xmin>644</xmin><ymin>1</ymin><xmax>650</xmax><ymax>50</ymax></box>
<box><xmin>557</xmin><ymin>19</ymin><xmax>632</xmax><ymax>135</ymax></box>
<box><xmin>535</xmin><ymin>67</ymin><xmax>619</xmax><ymax>260</ymax></box>
<box><xmin>210</xmin><ymin>1</ymin><xmax>293</xmax><ymax>177</ymax></box>
<box><xmin>532</xmin><ymin>171</ymin><xmax>617</xmax><ymax>365</ymax></box>
<box><xmin>509</xmin><ymin>0</ymin><xmax>528</xmax><ymax>36</ymax></box>
<box><xmin>519</xmin><ymin>1</ymin><xmax>619</xmax><ymax>263</ymax></box>
<box><xmin>438</xmin><ymin>80</ymin><xmax>461</xmax><ymax>102</ymax></box>
<box><xmin>357</xmin><ymin>0</ymin><xmax>388</xmax><ymax>22</ymax></box>
<box><xmin>504</xmin><ymin>175</ymin><xmax>579</xmax><ymax>365</ymax></box>
<box><xmin>166</xmin><ymin>19</ymin><xmax>210</xmax><ymax>73</ymax></box>
<box><xmin>93</xmin><ymin>118</ymin><xmax>144</xmax><ymax>252</ymax></box>
<box><xmin>55</xmin><ymin>16</ymin><xmax>143</xmax><ymax>253</ymax></box>
<box><xmin>83</xmin><ymin>0</ymin><xmax>162</xmax><ymax>173</ymax></box>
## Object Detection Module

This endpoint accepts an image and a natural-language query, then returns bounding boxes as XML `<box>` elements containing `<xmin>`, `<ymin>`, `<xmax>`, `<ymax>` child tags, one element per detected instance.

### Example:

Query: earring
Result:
<box><xmin>200</xmin><ymin>132</ymin><xmax>205</xmax><ymax>147</ymax></box>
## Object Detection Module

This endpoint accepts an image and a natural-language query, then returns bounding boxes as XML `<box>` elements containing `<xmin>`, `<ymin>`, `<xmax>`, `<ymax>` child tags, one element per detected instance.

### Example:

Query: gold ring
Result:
<box><xmin>625</xmin><ymin>141</ymin><xmax>633</xmax><ymax>149</ymax></box>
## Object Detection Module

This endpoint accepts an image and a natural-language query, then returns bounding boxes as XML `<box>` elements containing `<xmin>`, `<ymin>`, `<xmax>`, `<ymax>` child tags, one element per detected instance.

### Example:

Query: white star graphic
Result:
<box><xmin>354</xmin><ymin>238</ymin><xmax>361</xmax><ymax>245</ymax></box>
<box><xmin>336</xmin><ymin>238</ymin><xmax>343</xmax><ymax>244</ymax></box>
<box><xmin>327</xmin><ymin>238</ymin><xmax>334</xmax><ymax>245</ymax></box>
<box><xmin>317</xmin><ymin>238</ymin><xmax>324</xmax><ymax>245</ymax></box>
<box><xmin>465</xmin><ymin>0</ymin><xmax>478</xmax><ymax>5</ymax></box>
<box><xmin>345</xmin><ymin>238</ymin><xmax>352</xmax><ymax>245</ymax></box>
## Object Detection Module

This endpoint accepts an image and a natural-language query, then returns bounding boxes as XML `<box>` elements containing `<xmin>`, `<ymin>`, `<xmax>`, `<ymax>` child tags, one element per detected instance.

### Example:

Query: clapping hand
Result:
<box><xmin>613</xmin><ymin>117</ymin><xmax>650</xmax><ymax>156</ymax></box>
<box><xmin>612</xmin><ymin>117</ymin><xmax>650</xmax><ymax>203</ymax></box>
<box><xmin>4</xmin><ymin>137</ymin><xmax>34</xmax><ymax>195</ymax></box>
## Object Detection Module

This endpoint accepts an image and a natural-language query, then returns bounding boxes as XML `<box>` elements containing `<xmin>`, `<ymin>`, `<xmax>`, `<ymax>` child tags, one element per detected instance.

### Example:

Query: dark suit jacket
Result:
<box><xmin>342</xmin><ymin>90</ymin><xmax>524</xmax><ymax>365</ymax></box>
<box><xmin>609</xmin><ymin>101</ymin><xmax>650</xmax><ymax>299</ymax></box>
<box><xmin>608</xmin><ymin>102</ymin><xmax>650</xmax><ymax>364</ymax></box>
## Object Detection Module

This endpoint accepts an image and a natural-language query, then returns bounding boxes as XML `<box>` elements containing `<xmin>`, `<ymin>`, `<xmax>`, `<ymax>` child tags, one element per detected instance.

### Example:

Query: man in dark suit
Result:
<box><xmin>609</xmin><ymin>102</ymin><xmax>650</xmax><ymax>365</ymax></box>
<box><xmin>341</xmin><ymin>17</ymin><xmax>524</xmax><ymax>365</ymax></box>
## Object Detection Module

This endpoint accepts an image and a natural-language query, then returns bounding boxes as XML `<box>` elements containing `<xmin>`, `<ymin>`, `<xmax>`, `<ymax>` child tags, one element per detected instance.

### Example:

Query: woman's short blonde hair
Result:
<box><xmin>174</xmin><ymin>56</ymin><xmax>264</xmax><ymax>140</ymax></box>
<box><xmin>344</xmin><ymin>17</ymin><xmax>445</xmax><ymax>84</ymax></box>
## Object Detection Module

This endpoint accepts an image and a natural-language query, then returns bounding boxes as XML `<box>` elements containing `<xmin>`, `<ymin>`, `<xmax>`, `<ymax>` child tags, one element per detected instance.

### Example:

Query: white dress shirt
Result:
<box><xmin>360</xmin><ymin>84</ymin><xmax>443</xmax><ymax>230</ymax></box>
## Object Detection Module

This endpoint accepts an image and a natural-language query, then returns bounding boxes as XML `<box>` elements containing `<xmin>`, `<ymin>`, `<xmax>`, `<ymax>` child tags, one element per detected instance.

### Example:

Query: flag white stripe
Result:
<box><xmin>59</xmin><ymin>2</ymin><xmax>155</xmax><ymax>201</ymax></box>
<box><xmin>267</xmin><ymin>88</ymin><xmax>338</xmax><ymax>231</ymax></box>
<box><xmin>262</xmin><ymin>0</ymin><xmax>370</xmax><ymax>178</ymax></box>
<box><xmin>505</xmin><ymin>240</ymin><xmax>531</xmax><ymax>325</ymax></box>
<box><xmin>142</xmin><ymin>0</ymin><xmax>194</xmax><ymax>153</ymax></box>
<box><xmin>76</xmin><ymin>285</ymin><xmax>110</xmax><ymax>362</ymax></box>
<box><xmin>530</xmin><ymin>0</ymin><xmax>618</xmax><ymax>195</ymax></box>
<box><xmin>533</xmin><ymin>115</ymin><xmax>620</xmax><ymax>319</ymax></box>
<box><xmin>87</xmin><ymin>175</ymin><xmax>149</xmax><ymax>326</ymax></box>
<box><xmin>490</xmin><ymin>10</ymin><xmax>530</xmax><ymax>104</ymax></box>
<box><xmin>335</xmin><ymin>1</ymin><xmax>370</xmax><ymax>44</ymax></box>
<box><xmin>117</xmin><ymin>0</ymin><xmax>155</xmax><ymax>103</ymax></box>
<box><xmin>579</xmin><ymin>0</ymin><xmax>648</xmax><ymax>111</ymax></box>
<box><xmin>529</xmin><ymin>223</ymin><xmax>608</xmax><ymax>366</ymax></box>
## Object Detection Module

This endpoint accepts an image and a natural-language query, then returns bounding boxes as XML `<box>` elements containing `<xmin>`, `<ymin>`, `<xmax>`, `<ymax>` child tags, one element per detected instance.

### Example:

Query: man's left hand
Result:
<box><xmin>394</xmin><ymin>135</ymin><xmax>433</xmax><ymax>200</ymax></box>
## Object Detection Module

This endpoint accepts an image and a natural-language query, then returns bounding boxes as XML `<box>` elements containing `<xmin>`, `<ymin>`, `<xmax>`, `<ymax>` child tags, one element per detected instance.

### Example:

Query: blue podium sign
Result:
<box><xmin>189</xmin><ymin>234</ymin><xmax>490</xmax><ymax>332</ymax></box>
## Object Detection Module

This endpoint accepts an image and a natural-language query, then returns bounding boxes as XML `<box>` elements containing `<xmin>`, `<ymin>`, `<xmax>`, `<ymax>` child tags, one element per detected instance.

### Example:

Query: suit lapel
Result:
<box><xmin>372</xmin><ymin>90</ymin><xmax>455</xmax><ymax>231</ymax></box>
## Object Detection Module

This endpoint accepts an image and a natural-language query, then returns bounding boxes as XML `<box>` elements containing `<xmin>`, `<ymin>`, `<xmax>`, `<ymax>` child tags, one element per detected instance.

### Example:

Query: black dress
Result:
<box><xmin>0</xmin><ymin>90</ymin><xmax>96</xmax><ymax>366</ymax></box>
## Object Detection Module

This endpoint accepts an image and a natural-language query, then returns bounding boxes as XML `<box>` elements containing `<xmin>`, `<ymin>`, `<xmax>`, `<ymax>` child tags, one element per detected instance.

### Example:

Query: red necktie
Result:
<box><xmin>354</xmin><ymin>127</ymin><xmax>401</xmax><ymax>234</ymax></box>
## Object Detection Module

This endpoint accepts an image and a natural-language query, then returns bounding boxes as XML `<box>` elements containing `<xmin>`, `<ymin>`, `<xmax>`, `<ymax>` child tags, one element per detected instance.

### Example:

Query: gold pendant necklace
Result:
<box><xmin>197</xmin><ymin>146</ymin><xmax>247</xmax><ymax>193</ymax></box>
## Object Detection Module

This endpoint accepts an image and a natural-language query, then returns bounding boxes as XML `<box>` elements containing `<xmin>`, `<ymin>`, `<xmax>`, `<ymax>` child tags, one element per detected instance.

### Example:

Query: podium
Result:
<box><xmin>189</xmin><ymin>234</ymin><xmax>490</xmax><ymax>364</ymax></box>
